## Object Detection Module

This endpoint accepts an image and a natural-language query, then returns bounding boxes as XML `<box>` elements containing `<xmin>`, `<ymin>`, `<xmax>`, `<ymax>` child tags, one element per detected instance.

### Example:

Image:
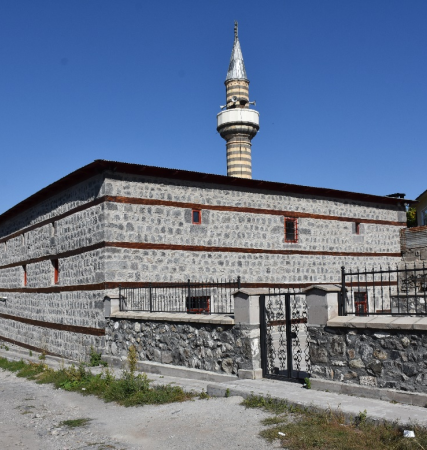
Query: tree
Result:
<box><xmin>406</xmin><ymin>206</ymin><xmax>417</xmax><ymax>228</ymax></box>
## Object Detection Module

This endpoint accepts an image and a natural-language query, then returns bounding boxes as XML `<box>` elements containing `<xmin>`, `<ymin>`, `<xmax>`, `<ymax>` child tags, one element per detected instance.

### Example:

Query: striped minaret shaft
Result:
<box><xmin>217</xmin><ymin>22</ymin><xmax>259</xmax><ymax>179</ymax></box>
<box><xmin>225</xmin><ymin>79</ymin><xmax>252</xmax><ymax>178</ymax></box>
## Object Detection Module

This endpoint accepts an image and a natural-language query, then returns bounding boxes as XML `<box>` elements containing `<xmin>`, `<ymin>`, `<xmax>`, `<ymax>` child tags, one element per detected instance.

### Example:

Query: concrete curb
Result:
<box><xmin>102</xmin><ymin>354</ymin><xmax>238</xmax><ymax>383</ymax></box>
<box><xmin>311</xmin><ymin>378</ymin><xmax>427</xmax><ymax>408</ymax></box>
<box><xmin>206</xmin><ymin>379</ymin><xmax>427</xmax><ymax>427</ymax></box>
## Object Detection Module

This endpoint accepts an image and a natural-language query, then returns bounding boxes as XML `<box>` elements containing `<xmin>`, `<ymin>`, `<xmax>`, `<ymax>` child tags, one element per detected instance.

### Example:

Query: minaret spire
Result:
<box><xmin>217</xmin><ymin>22</ymin><xmax>260</xmax><ymax>179</ymax></box>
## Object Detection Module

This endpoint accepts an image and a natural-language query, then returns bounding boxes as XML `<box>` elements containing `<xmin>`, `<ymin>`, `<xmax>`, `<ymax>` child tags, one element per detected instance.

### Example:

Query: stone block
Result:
<box><xmin>238</xmin><ymin>368</ymin><xmax>263</xmax><ymax>379</ymax></box>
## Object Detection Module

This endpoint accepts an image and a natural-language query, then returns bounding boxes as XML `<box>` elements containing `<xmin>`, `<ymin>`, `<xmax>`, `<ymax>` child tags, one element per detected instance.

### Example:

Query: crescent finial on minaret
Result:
<box><xmin>234</xmin><ymin>21</ymin><xmax>238</xmax><ymax>40</ymax></box>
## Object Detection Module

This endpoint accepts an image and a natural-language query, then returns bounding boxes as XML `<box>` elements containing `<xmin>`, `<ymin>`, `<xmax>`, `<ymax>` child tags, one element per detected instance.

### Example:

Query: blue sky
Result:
<box><xmin>1</xmin><ymin>0</ymin><xmax>426</xmax><ymax>214</ymax></box>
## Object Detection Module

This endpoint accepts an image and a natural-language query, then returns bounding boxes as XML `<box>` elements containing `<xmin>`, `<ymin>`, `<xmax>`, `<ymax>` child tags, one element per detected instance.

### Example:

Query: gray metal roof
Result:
<box><xmin>225</xmin><ymin>22</ymin><xmax>248</xmax><ymax>81</ymax></box>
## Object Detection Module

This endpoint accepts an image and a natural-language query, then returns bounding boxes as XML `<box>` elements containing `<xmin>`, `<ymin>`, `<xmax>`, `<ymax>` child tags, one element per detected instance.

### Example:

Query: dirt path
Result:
<box><xmin>0</xmin><ymin>369</ymin><xmax>277</xmax><ymax>450</ymax></box>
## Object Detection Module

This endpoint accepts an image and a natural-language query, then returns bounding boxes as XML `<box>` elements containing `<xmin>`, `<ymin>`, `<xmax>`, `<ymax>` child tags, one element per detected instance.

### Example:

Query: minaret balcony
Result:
<box><xmin>217</xmin><ymin>109</ymin><xmax>260</xmax><ymax>139</ymax></box>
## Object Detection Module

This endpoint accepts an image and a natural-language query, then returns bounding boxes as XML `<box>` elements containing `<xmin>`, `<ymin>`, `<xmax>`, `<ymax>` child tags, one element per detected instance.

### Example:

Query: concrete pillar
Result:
<box><xmin>302</xmin><ymin>285</ymin><xmax>342</xmax><ymax>326</ymax></box>
<box><xmin>103</xmin><ymin>295</ymin><xmax>120</xmax><ymax>318</ymax></box>
<box><xmin>233</xmin><ymin>288</ymin><xmax>268</xmax><ymax>379</ymax></box>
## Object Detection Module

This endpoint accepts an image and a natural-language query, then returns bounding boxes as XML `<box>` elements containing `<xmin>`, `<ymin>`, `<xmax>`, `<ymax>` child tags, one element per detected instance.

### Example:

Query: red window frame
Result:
<box><xmin>52</xmin><ymin>259</ymin><xmax>59</xmax><ymax>284</ymax></box>
<box><xmin>355</xmin><ymin>222</ymin><xmax>360</xmax><ymax>235</ymax></box>
<box><xmin>284</xmin><ymin>217</ymin><xmax>298</xmax><ymax>243</ymax></box>
<box><xmin>23</xmin><ymin>265</ymin><xmax>27</xmax><ymax>287</ymax></box>
<box><xmin>192</xmin><ymin>209</ymin><xmax>202</xmax><ymax>225</ymax></box>
<box><xmin>354</xmin><ymin>291</ymin><xmax>368</xmax><ymax>316</ymax></box>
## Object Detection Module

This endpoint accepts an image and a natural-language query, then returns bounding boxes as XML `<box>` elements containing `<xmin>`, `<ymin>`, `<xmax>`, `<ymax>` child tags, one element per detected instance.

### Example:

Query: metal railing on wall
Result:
<box><xmin>118</xmin><ymin>277</ymin><xmax>241</xmax><ymax>315</ymax></box>
<box><xmin>339</xmin><ymin>263</ymin><xmax>427</xmax><ymax>316</ymax></box>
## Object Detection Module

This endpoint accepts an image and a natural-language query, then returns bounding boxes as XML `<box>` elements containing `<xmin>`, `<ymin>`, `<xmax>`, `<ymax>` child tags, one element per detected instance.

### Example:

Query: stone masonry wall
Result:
<box><xmin>105</xmin><ymin>319</ymin><xmax>256</xmax><ymax>375</ymax></box>
<box><xmin>104</xmin><ymin>247</ymin><xmax>400</xmax><ymax>284</ymax></box>
<box><xmin>0</xmin><ymin>204</ymin><xmax>105</xmax><ymax>267</ymax></box>
<box><xmin>103</xmin><ymin>202</ymin><xmax>401</xmax><ymax>254</ymax></box>
<box><xmin>0</xmin><ymin>291</ymin><xmax>105</xmax><ymax>327</ymax></box>
<box><xmin>104</xmin><ymin>173</ymin><xmax>406</xmax><ymax>223</ymax></box>
<box><xmin>0</xmin><ymin>248</ymin><xmax>105</xmax><ymax>288</ymax></box>
<box><xmin>0</xmin><ymin>317</ymin><xmax>104</xmax><ymax>361</ymax></box>
<box><xmin>0</xmin><ymin>175</ymin><xmax>104</xmax><ymax>239</ymax></box>
<box><xmin>309</xmin><ymin>326</ymin><xmax>427</xmax><ymax>393</ymax></box>
<box><xmin>0</xmin><ymin>289</ymin><xmax>106</xmax><ymax>360</ymax></box>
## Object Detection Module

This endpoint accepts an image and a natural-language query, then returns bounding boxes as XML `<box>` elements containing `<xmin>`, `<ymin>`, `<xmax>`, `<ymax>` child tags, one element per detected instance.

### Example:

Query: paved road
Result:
<box><xmin>0</xmin><ymin>369</ymin><xmax>278</xmax><ymax>450</ymax></box>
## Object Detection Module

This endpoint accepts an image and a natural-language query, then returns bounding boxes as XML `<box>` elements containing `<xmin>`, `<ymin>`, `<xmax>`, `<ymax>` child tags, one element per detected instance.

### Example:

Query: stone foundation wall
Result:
<box><xmin>308</xmin><ymin>325</ymin><xmax>427</xmax><ymax>393</ymax></box>
<box><xmin>105</xmin><ymin>318</ymin><xmax>256</xmax><ymax>375</ymax></box>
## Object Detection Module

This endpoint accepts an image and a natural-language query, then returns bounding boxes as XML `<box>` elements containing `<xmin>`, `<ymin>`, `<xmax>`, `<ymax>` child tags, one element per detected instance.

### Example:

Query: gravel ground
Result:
<box><xmin>0</xmin><ymin>368</ymin><xmax>278</xmax><ymax>450</ymax></box>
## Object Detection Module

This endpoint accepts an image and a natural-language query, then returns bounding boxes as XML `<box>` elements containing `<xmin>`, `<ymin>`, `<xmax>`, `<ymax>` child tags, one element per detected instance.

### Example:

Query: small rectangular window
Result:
<box><xmin>52</xmin><ymin>259</ymin><xmax>59</xmax><ymax>284</ymax></box>
<box><xmin>192</xmin><ymin>209</ymin><xmax>202</xmax><ymax>225</ymax></box>
<box><xmin>355</xmin><ymin>222</ymin><xmax>360</xmax><ymax>234</ymax></box>
<box><xmin>284</xmin><ymin>217</ymin><xmax>298</xmax><ymax>243</ymax></box>
<box><xmin>23</xmin><ymin>265</ymin><xmax>27</xmax><ymax>287</ymax></box>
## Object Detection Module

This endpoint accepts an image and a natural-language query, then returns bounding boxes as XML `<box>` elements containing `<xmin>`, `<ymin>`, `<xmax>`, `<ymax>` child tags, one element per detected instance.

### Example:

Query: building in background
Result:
<box><xmin>416</xmin><ymin>189</ymin><xmax>427</xmax><ymax>226</ymax></box>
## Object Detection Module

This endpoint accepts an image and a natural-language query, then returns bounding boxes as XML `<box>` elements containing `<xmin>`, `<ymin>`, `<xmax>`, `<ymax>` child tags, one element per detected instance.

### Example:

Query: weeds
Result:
<box><xmin>303</xmin><ymin>377</ymin><xmax>311</xmax><ymax>389</ymax></box>
<box><xmin>356</xmin><ymin>409</ymin><xmax>368</xmax><ymax>425</ymax></box>
<box><xmin>127</xmin><ymin>345</ymin><xmax>138</xmax><ymax>375</ymax></box>
<box><xmin>60</xmin><ymin>418</ymin><xmax>92</xmax><ymax>428</ymax></box>
<box><xmin>225</xmin><ymin>388</ymin><xmax>230</xmax><ymax>398</ymax></box>
<box><xmin>199</xmin><ymin>389</ymin><xmax>210</xmax><ymax>400</ymax></box>
<box><xmin>242</xmin><ymin>394</ymin><xmax>427</xmax><ymax>450</ymax></box>
<box><xmin>88</xmin><ymin>346</ymin><xmax>107</xmax><ymax>367</ymax></box>
<box><xmin>0</xmin><ymin>352</ymin><xmax>193</xmax><ymax>408</ymax></box>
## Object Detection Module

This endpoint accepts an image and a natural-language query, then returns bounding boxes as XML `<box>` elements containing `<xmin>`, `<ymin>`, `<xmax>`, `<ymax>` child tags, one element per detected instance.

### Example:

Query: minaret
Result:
<box><xmin>217</xmin><ymin>21</ymin><xmax>260</xmax><ymax>179</ymax></box>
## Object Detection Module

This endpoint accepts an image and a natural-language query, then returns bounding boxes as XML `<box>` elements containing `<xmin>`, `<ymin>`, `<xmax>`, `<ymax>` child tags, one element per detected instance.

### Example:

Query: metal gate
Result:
<box><xmin>259</xmin><ymin>292</ymin><xmax>311</xmax><ymax>380</ymax></box>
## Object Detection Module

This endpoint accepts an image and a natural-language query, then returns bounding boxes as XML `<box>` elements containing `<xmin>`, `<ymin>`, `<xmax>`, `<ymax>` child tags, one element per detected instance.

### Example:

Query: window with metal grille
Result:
<box><xmin>186</xmin><ymin>296</ymin><xmax>210</xmax><ymax>314</ymax></box>
<box><xmin>354</xmin><ymin>291</ymin><xmax>368</xmax><ymax>316</ymax></box>
<box><xmin>284</xmin><ymin>217</ymin><xmax>298</xmax><ymax>243</ymax></box>
<box><xmin>192</xmin><ymin>209</ymin><xmax>202</xmax><ymax>225</ymax></box>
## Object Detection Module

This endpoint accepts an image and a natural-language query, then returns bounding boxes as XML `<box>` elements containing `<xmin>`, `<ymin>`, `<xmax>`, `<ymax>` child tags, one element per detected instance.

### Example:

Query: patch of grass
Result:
<box><xmin>303</xmin><ymin>377</ymin><xmax>311</xmax><ymax>389</ymax></box>
<box><xmin>60</xmin><ymin>418</ymin><xmax>92</xmax><ymax>428</ymax></box>
<box><xmin>243</xmin><ymin>394</ymin><xmax>427</xmax><ymax>450</ymax></box>
<box><xmin>0</xmin><ymin>355</ymin><xmax>194</xmax><ymax>408</ymax></box>
<box><xmin>242</xmin><ymin>394</ymin><xmax>304</xmax><ymax>415</ymax></box>
<box><xmin>225</xmin><ymin>388</ymin><xmax>230</xmax><ymax>398</ymax></box>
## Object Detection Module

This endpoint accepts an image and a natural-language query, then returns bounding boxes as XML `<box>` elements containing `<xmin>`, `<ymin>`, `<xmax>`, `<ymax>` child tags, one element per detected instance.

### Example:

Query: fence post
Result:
<box><xmin>149</xmin><ymin>283</ymin><xmax>152</xmax><ymax>312</ymax></box>
<box><xmin>285</xmin><ymin>293</ymin><xmax>293</xmax><ymax>378</ymax></box>
<box><xmin>259</xmin><ymin>294</ymin><xmax>268</xmax><ymax>378</ymax></box>
<box><xmin>187</xmin><ymin>279</ymin><xmax>191</xmax><ymax>312</ymax></box>
<box><xmin>118</xmin><ymin>284</ymin><xmax>122</xmax><ymax>311</ymax></box>
<box><xmin>340</xmin><ymin>266</ymin><xmax>346</xmax><ymax>316</ymax></box>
